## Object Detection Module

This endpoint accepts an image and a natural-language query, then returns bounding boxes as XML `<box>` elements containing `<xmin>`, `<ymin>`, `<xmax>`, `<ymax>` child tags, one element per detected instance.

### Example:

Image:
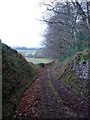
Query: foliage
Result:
<box><xmin>42</xmin><ymin>1</ymin><xmax>90</xmax><ymax>62</ymax></box>
<box><xmin>80</xmin><ymin>49</ymin><xmax>89</xmax><ymax>62</ymax></box>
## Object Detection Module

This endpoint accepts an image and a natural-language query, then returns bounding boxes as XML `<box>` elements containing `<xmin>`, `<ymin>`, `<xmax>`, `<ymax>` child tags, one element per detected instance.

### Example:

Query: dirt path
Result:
<box><xmin>13</xmin><ymin>69</ymin><xmax>44</xmax><ymax>120</ymax></box>
<box><xmin>40</xmin><ymin>70</ymin><xmax>77</xmax><ymax>118</ymax></box>
<box><xmin>48</xmin><ymin>69</ymin><xmax>89</xmax><ymax>118</ymax></box>
<box><xmin>13</xmin><ymin>67</ymin><xmax>90</xmax><ymax>119</ymax></box>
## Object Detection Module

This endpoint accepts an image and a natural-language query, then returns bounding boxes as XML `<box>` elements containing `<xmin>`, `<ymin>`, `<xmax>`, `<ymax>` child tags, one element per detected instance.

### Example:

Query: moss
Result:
<box><xmin>73</xmin><ymin>49</ymin><xmax>89</xmax><ymax>65</ymax></box>
<box><xmin>80</xmin><ymin>50</ymin><xmax>89</xmax><ymax>62</ymax></box>
<box><xmin>2</xmin><ymin>43</ymin><xmax>39</xmax><ymax>120</ymax></box>
<box><xmin>60</xmin><ymin>66</ymin><xmax>88</xmax><ymax>101</ymax></box>
<box><xmin>54</xmin><ymin>49</ymin><xmax>89</xmax><ymax>103</ymax></box>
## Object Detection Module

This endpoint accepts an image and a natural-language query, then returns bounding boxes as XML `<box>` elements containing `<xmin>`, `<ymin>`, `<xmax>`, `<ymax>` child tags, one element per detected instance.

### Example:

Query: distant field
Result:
<box><xmin>15</xmin><ymin>48</ymin><xmax>53</xmax><ymax>64</ymax></box>
<box><xmin>26</xmin><ymin>58</ymin><xmax>53</xmax><ymax>64</ymax></box>
<box><xmin>16</xmin><ymin>49</ymin><xmax>36</xmax><ymax>56</ymax></box>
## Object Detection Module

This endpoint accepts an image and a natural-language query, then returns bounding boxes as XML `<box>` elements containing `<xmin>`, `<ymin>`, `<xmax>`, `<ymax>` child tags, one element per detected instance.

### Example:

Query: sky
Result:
<box><xmin>0</xmin><ymin>0</ymin><xmax>46</xmax><ymax>48</ymax></box>
<box><xmin>0</xmin><ymin>0</ymin><xmax>85</xmax><ymax>48</ymax></box>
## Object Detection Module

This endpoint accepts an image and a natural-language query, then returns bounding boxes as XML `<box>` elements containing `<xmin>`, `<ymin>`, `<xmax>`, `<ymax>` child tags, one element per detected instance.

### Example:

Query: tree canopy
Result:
<box><xmin>42</xmin><ymin>0</ymin><xmax>90</xmax><ymax>61</ymax></box>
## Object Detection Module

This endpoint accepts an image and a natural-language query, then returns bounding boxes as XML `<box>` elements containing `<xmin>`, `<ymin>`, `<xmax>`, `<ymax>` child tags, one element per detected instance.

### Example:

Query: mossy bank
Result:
<box><xmin>54</xmin><ymin>49</ymin><xmax>90</xmax><ymax>103</ymax></box>
<box><xmin>2</xmin><ymin>43</ymin><xmax>39</xmax><ymax>120</ymax></box>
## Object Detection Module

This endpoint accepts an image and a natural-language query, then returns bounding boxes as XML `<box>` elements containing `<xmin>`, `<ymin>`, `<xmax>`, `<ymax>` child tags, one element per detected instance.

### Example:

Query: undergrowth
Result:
<box><xmin>54</xmin><ymin>49</ymin><xmax>89</xmax><ymax>103</ymax></box>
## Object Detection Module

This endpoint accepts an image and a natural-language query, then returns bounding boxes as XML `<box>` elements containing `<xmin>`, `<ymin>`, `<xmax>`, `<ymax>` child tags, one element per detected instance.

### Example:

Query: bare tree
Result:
<box><xmin>41</xmin><ymin>0</ymin><xmax>90</xmax><ymax>59</ymax></box>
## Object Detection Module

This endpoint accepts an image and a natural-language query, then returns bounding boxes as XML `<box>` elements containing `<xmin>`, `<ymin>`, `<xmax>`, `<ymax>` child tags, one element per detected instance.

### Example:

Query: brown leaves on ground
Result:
<box><xmin>13</xmin><ymin>76</ymin><xmax>44</xmax><ymax>120</ymax></box>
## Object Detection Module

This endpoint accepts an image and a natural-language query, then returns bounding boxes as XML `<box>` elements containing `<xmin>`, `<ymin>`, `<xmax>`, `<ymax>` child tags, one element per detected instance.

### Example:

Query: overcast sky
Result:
<box><xmin>0</xmin><ymin>0</ymin><xmax>46</xmax><ymax>48</ymax></box>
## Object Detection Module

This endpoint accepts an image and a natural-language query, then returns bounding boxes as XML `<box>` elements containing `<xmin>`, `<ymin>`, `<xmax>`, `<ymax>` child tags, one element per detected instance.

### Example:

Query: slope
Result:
<box><xmin>54</xmin><ymin>49</ymin><xmax>90</xmax><ymax>103</ymax></box>
<box><xmin>2</xmin><ymin>43</ymin><xmax>39</xmax><ymax>120</ymax></box>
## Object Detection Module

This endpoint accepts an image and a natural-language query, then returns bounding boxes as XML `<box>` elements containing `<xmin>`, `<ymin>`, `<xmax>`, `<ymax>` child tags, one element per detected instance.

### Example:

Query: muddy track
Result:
<box><xmin>40</xmin><ymin>70</ymin><xmax>77</xmax><ymax>118</ymax></box>
<box><xmin>13</xmin><ymin>67</ymin><xmax>90</xmax><ymax>119</ymax></box>
<box><xmin>13</xmin><ymin>77</ymin><xmax>43</xmax><ymax>120</ymax></box>
<box><xmin>48</xmin><ymin>69</ymin><xmax>89</xmax><ymax>118</ymax></box>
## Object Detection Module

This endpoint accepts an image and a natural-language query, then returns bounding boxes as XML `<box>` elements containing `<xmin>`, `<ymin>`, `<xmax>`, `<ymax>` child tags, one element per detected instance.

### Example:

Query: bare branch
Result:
<box><xmin>75</xmin><ymin>0</ymin><xmax>86</xmax><ymax>16</ymax></box>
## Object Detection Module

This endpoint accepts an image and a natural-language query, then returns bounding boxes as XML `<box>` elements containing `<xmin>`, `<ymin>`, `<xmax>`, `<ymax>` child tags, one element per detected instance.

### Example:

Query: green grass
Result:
<box><xmin>26</xmin><ymin>58</ymin><xmax>53</xmax><ymax>64</ymax></box>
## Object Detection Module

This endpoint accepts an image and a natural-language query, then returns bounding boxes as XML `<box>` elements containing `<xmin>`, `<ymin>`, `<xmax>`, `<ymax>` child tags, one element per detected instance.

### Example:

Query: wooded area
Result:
<box><xmin>41</xmin><ymin>0</ymin><xmax>90</xmax><ymax>62</ymax></box>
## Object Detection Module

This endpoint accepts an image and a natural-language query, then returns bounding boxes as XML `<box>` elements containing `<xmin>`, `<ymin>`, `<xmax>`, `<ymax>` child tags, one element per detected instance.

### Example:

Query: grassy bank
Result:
<box><xmin>54</xmin><ymin>49</ymin><xmax>89</xmax><ymax>103</ymax></box>
<box><xmin>2</xmin><ymin>43</ymin><xmax>39</xmax><ymax>120</ymax></box>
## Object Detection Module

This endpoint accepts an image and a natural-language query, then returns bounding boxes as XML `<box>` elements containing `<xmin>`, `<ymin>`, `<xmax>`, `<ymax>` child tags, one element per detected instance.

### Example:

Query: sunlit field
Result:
<box><xmin>26</xmin><ymin>58</ymin><xmax>53</xmax><ymax>64</ymax></box>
